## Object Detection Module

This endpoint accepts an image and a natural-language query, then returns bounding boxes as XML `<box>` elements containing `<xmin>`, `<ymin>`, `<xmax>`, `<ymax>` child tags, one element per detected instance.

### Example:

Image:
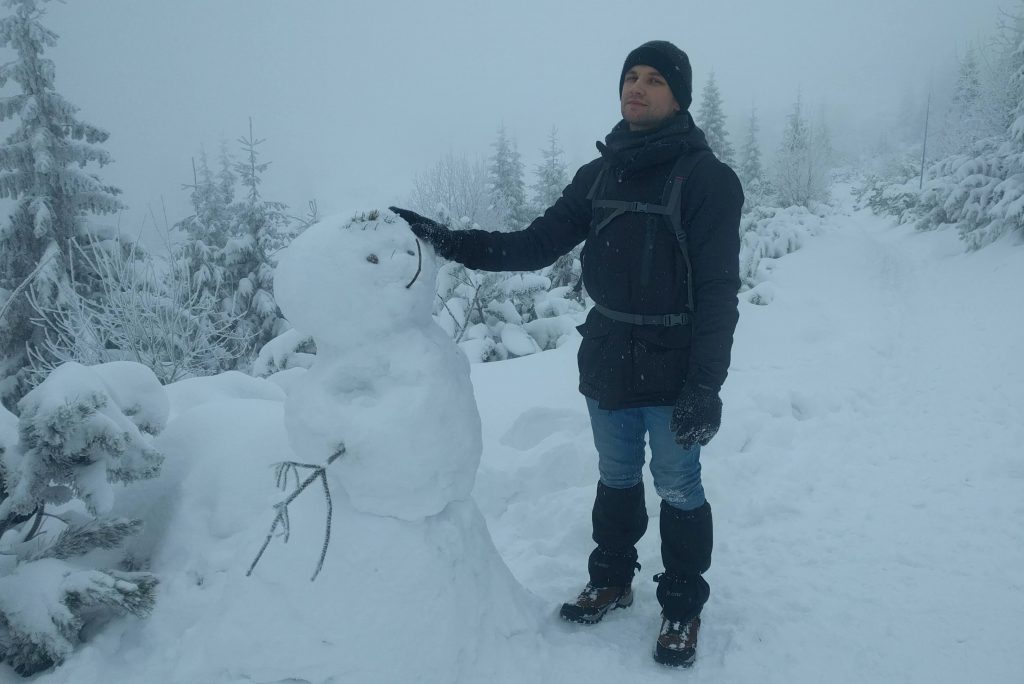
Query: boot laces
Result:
<box><xmin>661</xmin><ymin>617</ymin><xmax>691</xmax><ymax>636</ymax></box>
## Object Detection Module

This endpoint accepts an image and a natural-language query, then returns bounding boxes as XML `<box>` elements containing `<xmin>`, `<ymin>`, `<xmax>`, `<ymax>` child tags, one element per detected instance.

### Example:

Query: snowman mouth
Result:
<box><xmin>405</xmin><ymin>239</ymin><xmax>423</xmax><ymax>289</ymax></box>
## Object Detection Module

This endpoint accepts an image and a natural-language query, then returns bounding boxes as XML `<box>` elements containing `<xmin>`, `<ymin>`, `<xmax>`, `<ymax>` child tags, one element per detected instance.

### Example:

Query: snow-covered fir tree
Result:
<box><xmin>772</xmin><ymin>93</ymin><xmax>830</xmax><ymax>207</ymax></box>
<box><xmin>174</xmin><ymin>122</ymin><xmax>292</xmax><ymax>371</ymax></box>
<box><xmin>175</xmin><ymin>146</ymin><xmax>234</xmax><ymax>316</ymax></box>
<box><xmin>0</xmin><ymin>362</ymin><xmax>163</xmax><ymax>676</ymax></box>
<box><xmin>737</xmin><ymin>105</ymin><xmax>769</xmax><ymax>209</ymax></box>
<box><xmin>811</xmin><ymin>106</ymin><xmax>835</xmax><ymax>186</ymax></box>
<box><xmin>221</xmin><ymin>119</ymin><xmax>290</xmax><ymax>365</ymax></box>
<box><xmin>531</xmin><ymin>126</ymin><xmax>568</xmax><ymax>211</ymax></box>
<box><xmin>531</xmin><ymin>127</ymin><xmax>580</xmax><ymax>289</ymax></box>
<box><xmin>489</xmin><ymin>125</ymin><xmax>530</xmax><ymax>231</ymax></box>
<box><xmin>696</xmin><ymin>71</ymin><xmax>734</xmax><ymax>165</ymax></box>
<box><xmin>737</xmin><ymin>106</ymin><xmax>763</xmax><ymax>186</ymax></box>
<box><xmin>936</xmin><ymin>48</ymin><xmax>985</xmax><ymax>157</ymax></box>
<box><xmin>0</xmin><ymin>0</ymin><xmax>124</xmax><ymax>408</ymax></box>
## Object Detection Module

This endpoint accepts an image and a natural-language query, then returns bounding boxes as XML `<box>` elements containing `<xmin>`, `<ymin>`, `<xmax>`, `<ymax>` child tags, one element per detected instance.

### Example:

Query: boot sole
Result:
<box><xmin>559</xmin><ymin>589</ymin><xmax>633</xmax><ymax>624</ymax></box>
<box><xmin>653</xmin><ymin>643</ymin><xmax>696</xmax><ymax>668</ymax></box>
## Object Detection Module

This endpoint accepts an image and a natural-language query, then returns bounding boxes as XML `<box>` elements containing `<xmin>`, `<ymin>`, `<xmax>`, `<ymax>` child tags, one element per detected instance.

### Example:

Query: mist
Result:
<box><xmin>6</xmin><ymin>0</ymin><xmax>1006</xmax><ymax>234</ymax></box>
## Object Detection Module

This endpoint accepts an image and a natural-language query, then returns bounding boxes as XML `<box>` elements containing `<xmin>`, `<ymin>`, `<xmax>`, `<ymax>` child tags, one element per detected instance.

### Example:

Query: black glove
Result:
<box><xmin>388</xmin><ymin>206</ymin><xmax>457</xmax><ymax>260</ymax></box>
<box><xmin>670</xmin><ymin>383</ymin><xmax>722</xmax><ymax>449</ymax></box>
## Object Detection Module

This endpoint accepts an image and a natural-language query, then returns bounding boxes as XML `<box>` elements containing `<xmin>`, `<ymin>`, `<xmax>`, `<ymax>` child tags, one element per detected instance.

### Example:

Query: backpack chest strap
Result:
<box><xmin>591</xmin><ymin>200</ymin><xmax>672</xmax><ymax>235</ymax></box>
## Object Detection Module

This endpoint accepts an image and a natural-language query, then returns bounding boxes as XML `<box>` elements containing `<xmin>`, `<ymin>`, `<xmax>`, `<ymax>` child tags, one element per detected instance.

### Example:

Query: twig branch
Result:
<box><xmin>21</xmin><ymin>505</ymin><xmax>45</xmax><ymax>542</ymax></box>
<box><xmin>247</xmin><ymin>445</ymin><xmax>346</xmax><ymax>581</ymax></box>
<box><xmin>405</xmin><ymin>238</ymin><xmax>423</xmax><ymax>289</ymax></box>
<box><xmin>0</xmin><ymin>251</ymin><xmax>55</xmax><ymax>325</ymax></box>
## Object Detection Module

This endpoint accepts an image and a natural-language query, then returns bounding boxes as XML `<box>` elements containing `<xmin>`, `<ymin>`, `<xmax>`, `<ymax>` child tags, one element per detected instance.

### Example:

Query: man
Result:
<box><xmin>391</xmin><ymin>40</ymin><xmax>743</xmax><ymax>668</ymax></box>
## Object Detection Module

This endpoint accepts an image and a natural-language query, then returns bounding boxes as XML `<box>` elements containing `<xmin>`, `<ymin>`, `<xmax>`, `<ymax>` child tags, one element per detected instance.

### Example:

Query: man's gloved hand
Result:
<box><xmin>670</xmin><ymin>383</ymin><xmax>723</xmax><ymax>449</ymax></box>
<box><xmin>389</xmin><ymin>206</ymin><xmax>457</xmax><ymax>260</ymax></box>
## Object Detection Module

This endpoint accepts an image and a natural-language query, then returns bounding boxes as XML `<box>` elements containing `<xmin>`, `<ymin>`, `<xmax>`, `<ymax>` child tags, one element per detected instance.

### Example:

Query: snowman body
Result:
<box><xmin>275</xmin><ymin>210</ymin><xmax>481</xmax><ymax>521</ymax></box>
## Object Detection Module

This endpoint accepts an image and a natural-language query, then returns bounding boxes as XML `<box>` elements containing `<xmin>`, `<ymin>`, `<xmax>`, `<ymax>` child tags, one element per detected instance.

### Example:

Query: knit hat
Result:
<box><xmin>619</xmin><ymin>40</ymin><xmax>692</xmax><ymax>112</ymax></box>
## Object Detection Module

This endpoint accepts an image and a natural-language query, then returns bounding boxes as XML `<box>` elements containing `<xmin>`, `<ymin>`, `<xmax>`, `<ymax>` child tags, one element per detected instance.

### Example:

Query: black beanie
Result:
<box><xmin>619</xmin><ymin>40</ymin><xmax>693</xmax><ymax>112</ymax></box>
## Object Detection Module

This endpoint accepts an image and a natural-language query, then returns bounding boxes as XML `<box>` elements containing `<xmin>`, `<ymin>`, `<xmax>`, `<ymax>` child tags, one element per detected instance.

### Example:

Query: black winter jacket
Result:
<box><xmin>444</xmin><ymin>113</ymin><xmax>743</xmax><ymax>409</ymax></box>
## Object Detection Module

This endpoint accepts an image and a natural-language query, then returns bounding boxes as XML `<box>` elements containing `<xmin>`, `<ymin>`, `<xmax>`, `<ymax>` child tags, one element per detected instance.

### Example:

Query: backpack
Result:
<box><xmin>581</xmin><ymin>149</ymin><xmax>714</xmax><ymax>326</ymax></box>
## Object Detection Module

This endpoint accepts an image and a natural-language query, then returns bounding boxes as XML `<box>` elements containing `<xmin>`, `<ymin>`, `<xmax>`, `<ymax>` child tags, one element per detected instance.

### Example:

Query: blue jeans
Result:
<box><xmin>585</xmin><ymin>398</ymin><xmax>705</xmax><ymax>511</ymax></box>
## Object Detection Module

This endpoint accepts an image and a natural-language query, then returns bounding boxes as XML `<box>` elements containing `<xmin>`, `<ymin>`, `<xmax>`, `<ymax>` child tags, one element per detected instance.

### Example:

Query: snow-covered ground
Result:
<box><xmin>21</xmin><ymin>197</ymin><xmax>1024</xmax><ymax>683</ymax></box>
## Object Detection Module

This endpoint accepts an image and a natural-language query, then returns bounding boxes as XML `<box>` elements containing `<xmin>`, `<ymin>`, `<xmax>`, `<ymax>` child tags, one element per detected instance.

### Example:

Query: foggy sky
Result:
<box><xmin>5</xmin><ymin>0</ymin><xmax>1006</xmax><ymax>234</ymax></box>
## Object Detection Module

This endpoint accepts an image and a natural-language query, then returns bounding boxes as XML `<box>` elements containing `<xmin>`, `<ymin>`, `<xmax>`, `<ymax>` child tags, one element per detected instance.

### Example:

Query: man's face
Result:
<box><xmin>620</xmin><ymin>65</ymin><xmax>680</xmax><ymax>131</ymax></box>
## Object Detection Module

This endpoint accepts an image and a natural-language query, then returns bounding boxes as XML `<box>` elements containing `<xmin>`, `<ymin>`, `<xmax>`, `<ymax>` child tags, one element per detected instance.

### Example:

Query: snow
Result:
<box><xmin>16</xmin><ymin>193</ymin><xmax>1024</xmax><ymax>683</ymax></box>
<box><xmin>164</xmin><ymin>370</ymin><xmax>284</xmax><ymax>419</ymax></box>
<box><xmin>252</xmin><ymin>328</ymin><xmax>315</xmax><ymax>378</ymax></box>
<box><xmin>89</xmin><ymin>361</ymin><xmax>169</xmax><ymax>436</ymax></box>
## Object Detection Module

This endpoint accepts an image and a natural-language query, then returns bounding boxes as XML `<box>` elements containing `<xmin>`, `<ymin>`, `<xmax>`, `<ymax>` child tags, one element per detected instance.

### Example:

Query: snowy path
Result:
<box><xmin>472</xmin><ymin>207</ymin><xmax>1024</xmax><ymax>683</ymax></box>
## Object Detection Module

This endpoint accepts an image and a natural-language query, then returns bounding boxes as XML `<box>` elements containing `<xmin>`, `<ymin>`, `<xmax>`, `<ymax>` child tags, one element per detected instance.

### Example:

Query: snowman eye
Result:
<box><xmin>366</xmin><ymin>254</ymin><xmax>379</xmax><ymax>264</ymax></box>
<box><xmin>406</xmin><ymin>250</ymin><xmax>415</xmax><ymax>256</ymax></box>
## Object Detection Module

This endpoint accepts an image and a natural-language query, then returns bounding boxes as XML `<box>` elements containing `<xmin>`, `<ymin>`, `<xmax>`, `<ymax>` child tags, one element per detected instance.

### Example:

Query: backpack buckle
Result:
<box><xmin>631</xmin><ymin>202</ymin><xmax>650</xmax><ymax>213</ymax></box>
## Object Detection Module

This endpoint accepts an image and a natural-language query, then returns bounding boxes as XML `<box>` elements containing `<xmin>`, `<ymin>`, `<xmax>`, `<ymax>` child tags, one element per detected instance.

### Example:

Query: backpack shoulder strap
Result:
<box><xmin>585</xmin><ymin>164</ymin><xmax>608</xmax><ymax>202</ymax></box>
<box><xmin>664</xmin><ymin>150</ymin><xmax>714</xmax><ymax>312</ymax></box>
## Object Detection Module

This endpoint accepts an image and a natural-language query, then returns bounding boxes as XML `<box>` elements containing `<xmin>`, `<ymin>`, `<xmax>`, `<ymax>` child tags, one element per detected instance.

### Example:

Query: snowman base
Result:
<box><xmin>303</xmin><ymin>493</ymin><xmax>543</xmax><ymax>682</ymax></box>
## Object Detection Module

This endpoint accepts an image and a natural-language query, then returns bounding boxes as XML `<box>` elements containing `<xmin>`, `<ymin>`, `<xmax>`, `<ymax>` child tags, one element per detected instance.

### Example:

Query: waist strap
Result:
<box><xmin>594</xmin><ymin>303</ymin><xmax>690</xmax><ymax>326</ymax></box>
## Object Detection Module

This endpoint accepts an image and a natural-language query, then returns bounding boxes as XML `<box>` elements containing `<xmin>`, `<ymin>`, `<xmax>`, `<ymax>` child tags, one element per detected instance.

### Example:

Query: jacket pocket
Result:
<box><xmin>629</xmin><ymin>325</ymin><xmax>691</xmax><ymax>399</ymax></box>
<box><xmin>576</xmin><ymin>312</ymin><xmax>618</xmax><ymax>398</ymax></box>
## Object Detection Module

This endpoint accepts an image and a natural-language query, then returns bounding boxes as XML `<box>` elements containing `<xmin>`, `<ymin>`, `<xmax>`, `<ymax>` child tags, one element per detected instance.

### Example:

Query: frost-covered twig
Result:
<box><xmin>437</xmin><ymin>293</ymin><xmax>466</xmax><ymax>341</ymax></box>
<box><xmin>0</xmin><ymin>248</ymin><xmax>55</xmax><ymax>325</ymax></box>
<box><xmin>247</xmin><ymin>445</ymin><xmax>346</xmax><ymax>581</ymax></box>
<box><xmin>25</xmin><ymin>235</ymin><xmax>247</xmax><ymax>384</ymax></box>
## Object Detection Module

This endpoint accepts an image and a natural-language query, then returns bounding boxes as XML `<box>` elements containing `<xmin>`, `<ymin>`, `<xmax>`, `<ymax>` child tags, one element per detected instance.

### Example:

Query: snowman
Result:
<box><xmin>275</xmin><ymin>209</ymin><xmax>481</xmax><ymax>521</ymax></box>
<box><xmin>271</xmin><ymin>209</ymin><xmax>542</xmax><ymax>682</ymax></box>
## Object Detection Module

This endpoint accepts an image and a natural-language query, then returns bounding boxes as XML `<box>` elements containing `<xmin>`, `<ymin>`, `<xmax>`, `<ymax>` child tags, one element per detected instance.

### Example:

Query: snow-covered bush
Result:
<box><xmin>914</xmin><ymin>136</ymin><xmax>1024</xmax><ymax>248</ymax></box>
<box><xmin>253</xmin><ymin>328</ymin><xmax>316</xmax><ymax>377</ymax></box>
<box><xmin>435</xmin><ymin>264</ymin><xmax>586</xmax><ymax>363</ymax></box>
<box><xmin>27</xmin><ymin>237</ymin><xmax>239</xmax><ymax>385</ymax></box>
<box><xmin>854</xmin><ymin>155</ymin><xmax>922</xmax><ymax>224</ymax></box>
<box><xmin>877</xmin><ymin>7</ymin><xmax>1024</xmax><ymax>249</ymax></box>
<box><xmin>0</xmin><ymin>362</ymin><xmax>164</xmax><ymax>676</ymax></box>
<box><xmin>739</xmin><ymin>205</ymin><xmax>825</xmax><ymax>291</ymax></box>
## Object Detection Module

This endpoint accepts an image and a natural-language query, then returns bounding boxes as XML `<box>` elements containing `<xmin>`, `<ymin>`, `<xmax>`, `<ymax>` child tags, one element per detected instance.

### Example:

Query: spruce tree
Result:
<box><xmin>174</xmin><ymin>122</ymin><xmax>290</xmax><ymax>372</ymax></box>
<box><xmin>737</xmin><ymin>105</ymin><xmax>764</xmax><ymax>191</ymax></box>
<box><xmin>937</xmin><ymin>48</ymin><xmax>985</xmax><ymax>157</ymax></box>
<box><xmin>0</xmin><ymin>0</ymin><xmax>124</xmax><ymax>408</ymax></box>
<box><xmin>772</xmin><ymin>93</ymin><xmax>829</xmax><ymax>207</ymax></box>
<box><xmin>489</xmin><ymin>125</ymin><xmax>530</xmax><ymax>231</ymax></box>
<box><xmin>222</xmin><ymin>118</ymin><xmax>289</xmax><ymax>368</ymax></box>
<box><xmin>531</xmin><ymin>126</ymin><xmax>569</xmax><ymax>211</ymax></box>
<box><xmin>695</xmin><ymin>71</ymin><xmax>734</xmax><ymax>165</ymax></box>
<box><xmin>530</xmin><ymin>127</ymin><xmax>578</xmax><ymax>288</ymax></box>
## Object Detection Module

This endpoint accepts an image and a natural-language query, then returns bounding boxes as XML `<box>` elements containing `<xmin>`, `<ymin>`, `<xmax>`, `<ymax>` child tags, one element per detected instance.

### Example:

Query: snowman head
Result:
<box><xmin>275</xmin><ymin>210</ymin><xmax>439</xmax><ymax>348</ymax></box>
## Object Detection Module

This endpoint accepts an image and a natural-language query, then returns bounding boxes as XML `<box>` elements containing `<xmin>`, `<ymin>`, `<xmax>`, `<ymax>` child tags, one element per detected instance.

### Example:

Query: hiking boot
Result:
<box><xmin>653</xmin><ymin>614</ymin><xmax>700</xmax><ymax>668</ymax></box>
<box><xmin>559</xmin><ymin>583</ymin><xmax>633</xmax><ymax>624</ymax></box>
